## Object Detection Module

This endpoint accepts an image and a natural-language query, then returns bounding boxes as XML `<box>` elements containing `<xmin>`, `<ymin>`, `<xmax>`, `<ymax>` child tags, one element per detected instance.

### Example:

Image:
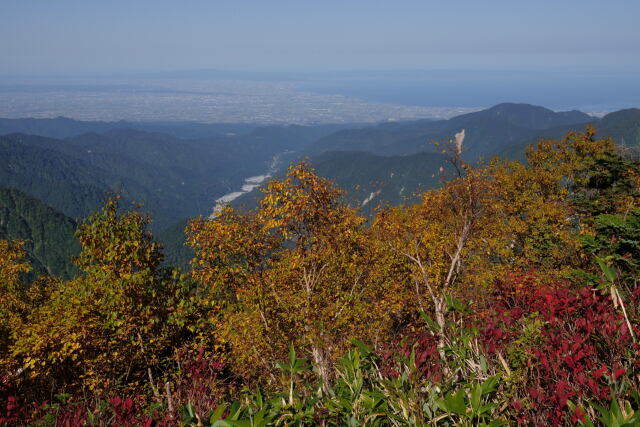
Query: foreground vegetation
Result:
<box><xmin>1</xmin><ymin>126</ymin><xmax>639</xmax><ymax>425</ymax></box>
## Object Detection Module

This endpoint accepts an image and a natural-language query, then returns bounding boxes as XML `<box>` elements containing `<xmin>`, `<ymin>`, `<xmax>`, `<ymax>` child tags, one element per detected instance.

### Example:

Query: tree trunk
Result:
<box><xmin>434</xmin><ymin>296</ymin><xmax>447</xmax><ymax>360</ymax></box>
<box><xmin>311</xmin><ymin>345</ymin><xmax>330</xmax><ymax>393</ymax></box>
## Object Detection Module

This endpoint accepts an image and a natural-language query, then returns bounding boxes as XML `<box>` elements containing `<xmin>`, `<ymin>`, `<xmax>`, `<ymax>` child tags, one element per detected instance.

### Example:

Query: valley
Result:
<box><xmin>2</xmin><ymin>103</ymin><xmax>639</xmax><ymax>275</ymax></box>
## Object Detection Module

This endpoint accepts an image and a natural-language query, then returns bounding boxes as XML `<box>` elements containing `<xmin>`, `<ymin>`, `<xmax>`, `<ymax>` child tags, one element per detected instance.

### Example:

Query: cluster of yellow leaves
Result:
<box><xmin>0</xmin><ymin>240</ymin><xmax>32</xmax><ymax>358</ymax></box>
<box><xmin>75</xmin><ymin>195</ymin><xmax>163</xmax><ymax>279</ymax></box>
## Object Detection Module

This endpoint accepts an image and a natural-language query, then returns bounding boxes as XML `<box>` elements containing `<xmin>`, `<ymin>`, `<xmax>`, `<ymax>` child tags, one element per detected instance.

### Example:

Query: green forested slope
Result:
<box><xmin>0</xmin><ymin>125</ymin><xmax>350</xmax><ymax>230</ymax></box>
<box><xmin>0</xmin><ymin>133</ymin><xmax>189</xmax><ymax>229</ymax></box>
<box><xmin>597</xmin><ymin>108</ymin><xmax>640</xmax><ymax>148</ymax></box>
<box><xmin>157</xmin><ymin>218</ymin><xmax>192</xmax><ymax>269</ymax></box>
<box><xmin>0</xmin><ymin>187</ymin><xmax>79</xmax><ymax>279</ymax></box>
<box><xmin>233</xmin><ymin>150</ymin><xmax>449</xmax><ymax>217</ymax></box>
<box><xmin>310</xmin><ymin>150</ymin><xmax>448</xmax><ymax>211</ymax></box>
<box><xmin>0</xmin><ymin>134</ymin><xmax>113</xmax><ymax>219</ymax></box>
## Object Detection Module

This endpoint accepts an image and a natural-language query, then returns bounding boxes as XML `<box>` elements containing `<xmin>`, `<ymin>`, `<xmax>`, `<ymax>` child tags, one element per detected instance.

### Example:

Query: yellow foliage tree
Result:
<box><xmin>187</xmin><ymin>162</ymin><xmax>403</xmax><ymax>388</ymax></box>
<box><xmin>372</xmin><ymin>163</ymin><xmax>501</xmax><ymax>359</ymax></box>
<box><xmin>11</xmin><ymin>196</ymin><xmax>171</xmax><ymax>394</ymax></box>
<box><xmin>371</xmin><ymin>128</ymin><xmax>610</xmax><ymax>360</ymax></box>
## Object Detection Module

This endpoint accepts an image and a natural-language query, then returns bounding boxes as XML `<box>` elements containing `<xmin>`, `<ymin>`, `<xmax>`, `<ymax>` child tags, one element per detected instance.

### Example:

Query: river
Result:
<box><xmin>211</xmin><ymin>152</ymin><xmax>289</xmax><ymax>216</ymax></box>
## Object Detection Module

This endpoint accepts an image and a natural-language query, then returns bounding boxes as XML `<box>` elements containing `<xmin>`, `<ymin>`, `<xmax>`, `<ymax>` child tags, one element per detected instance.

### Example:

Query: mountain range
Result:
<box><xmin>1</xmin><ymin>103</ymin><xmax>639</xmax><ymax>274</ymax></box>
<box><xmin>235</xmin><ymin>104</ymin><xmax>640</xmax><ymax>212</ymax></box>
<box><xmin>0</xmin><ymin>124</ymin><xmax>354</xmax><ymax>229</ymax></box>
<box><xmin>307</xmin><ymin>103</ymin><xmax>594</xmax><ymax>158</ymax></box>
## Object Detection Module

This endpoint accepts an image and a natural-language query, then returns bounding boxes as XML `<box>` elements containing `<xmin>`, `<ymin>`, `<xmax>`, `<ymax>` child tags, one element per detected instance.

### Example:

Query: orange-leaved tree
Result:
<box><xmin>370</xmin><ymin>129</ymin><xmax>608</xmax><ymax>362</ymax></box>
<box><xmin>525</xmin><ymin>125</ymin><xmax>630</xmax><ymax>217</ymax></box>
<box><xmin>187</xmin><ymin>162</ymin><xmax>403</xmax><ymax>389</ymax></box>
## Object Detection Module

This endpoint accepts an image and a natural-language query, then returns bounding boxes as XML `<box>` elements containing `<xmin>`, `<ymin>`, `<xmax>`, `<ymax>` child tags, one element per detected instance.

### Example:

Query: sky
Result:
<box><xmin>1</xmin><ymin>0</ymin><xmax>639</xmax><ymax>75</ymax></box>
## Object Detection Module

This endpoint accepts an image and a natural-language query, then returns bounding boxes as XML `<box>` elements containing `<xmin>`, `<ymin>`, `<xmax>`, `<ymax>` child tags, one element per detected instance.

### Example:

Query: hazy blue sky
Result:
<box><xmin>1</xmin><ymin>0</ymin><xmax>639</xmax><ymax>75</ymax></box>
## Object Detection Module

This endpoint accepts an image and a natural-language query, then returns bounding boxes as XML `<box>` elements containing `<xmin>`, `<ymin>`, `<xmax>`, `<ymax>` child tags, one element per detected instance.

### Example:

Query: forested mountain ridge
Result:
<box><xmin>0</xmin><ymin>134</ymin><xmax>114</xmax><ymax>220</ymax></box>
<box><xmin>289</xmin><ymin>104</ymin><xmax>640</xmax><ymax>211</ymax></box>
<box><xmin>308</xmin><ymin>103</ymin><xmax>594</xmax><ymax>159</ymax></box>
<box><xmin>0</xmin><ymin>116</ymin><xmax>259</xmax><ymax>139</ymax></box>
<box><xmin>496</xmin><ymin>108</ymin><xmax>640</xmax><ymax>161</ymax></box>
<box><xmin>0</xmin><ymin>116</ymin><xmax>363</xmax><ymax>141</ymax></box>
<box><xmin>234</xmin><ymin>104</ymin><xmax>606</xmax><ymax>212</ymax></box>
<box><xmin>597</xmin><ymin>108</ymin><xmax>640</xmax><ymax>148</ymax></box>
<box><xmin>232</xmin><ymin>149</ymin><xmax>450</xmax><ymax>215</ymax></box>
<box><xmin>0</xmin><ymin>132</ymin><xmax>195</xmax><ymax>229</ymax></box>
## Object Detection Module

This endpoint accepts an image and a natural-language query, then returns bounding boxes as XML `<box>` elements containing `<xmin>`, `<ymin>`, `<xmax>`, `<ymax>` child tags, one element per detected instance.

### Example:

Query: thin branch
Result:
<box><xmin>333</xmin><ymin>271</ymin><xmax>363</xmax><ymax>321</ymax></box>
<box><xmin>444</xmin><ymin>220</ymin><xmax>470</xmax><ymax>289</ymax></box>
<box><xmin>615</xmin><ymin>286</ymin><xmax>637</xmax><ymax>343</ymax></box>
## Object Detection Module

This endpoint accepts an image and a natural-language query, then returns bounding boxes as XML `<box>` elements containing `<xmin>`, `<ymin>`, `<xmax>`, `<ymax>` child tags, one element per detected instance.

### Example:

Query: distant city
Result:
<box><xmin>0</xmin><ymin>76</ymin><xmax>479</xmax><ymax>124</ymax></box>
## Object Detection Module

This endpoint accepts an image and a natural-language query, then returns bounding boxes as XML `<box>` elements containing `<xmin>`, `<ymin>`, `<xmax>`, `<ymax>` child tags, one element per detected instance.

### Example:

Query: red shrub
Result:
<box><xmin>55</xmin><ymin>403</ymin><xmax>88</xmax><ymax>427</ymax></box>
<box><xmin>0</xmin><ymin>395</ymin><xmax>20</xmax><ymax>425</ymax></box>
<box><xmin>168</xmin><ymin>347</ymin><xmax>226</xmax><ymax>420</ymax></box>
<box><xmin>108</xmin><ymin>396</ymin><xmax>153</xmax><ymax>427</ymax></box>
<box><xmin>479</xmin><ymin>271</ymin><xmax>639</xmax><ymax>425</ymax></box>
<box><xmin>0</xmin><ymin>373</ymin><xmax>27</xmax><ymax>425</ymax></box>
<box><xmin>379</xmin><ymin>331</ymin><xmax>442</xmax><ymax>382</ymax></box>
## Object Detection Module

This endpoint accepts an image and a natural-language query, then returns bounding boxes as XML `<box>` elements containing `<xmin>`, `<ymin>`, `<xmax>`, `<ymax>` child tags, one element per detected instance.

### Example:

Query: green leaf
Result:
<box><xmin>54</xmin><ymin>393</ymin><xmax>72</xmax><ymax>404</ymax></box>
<box><xmin>419</xmin><ymin>310</ymin><xmax>441</xmax><ymax>331</ymax></box>
<box><xmin>444</xmin><ymin>294</ymin><xmax>466</xmax><ymax>312</ymax></box>
<box><xmin>479</xmin><ymin>354</ymin><xmax>488</xmax><ymax>374</ymax></box>
<box><xmin>445</xmin><ymin>389</ymin><xmax>467</xmax><ymax>416</ymax></box>
<box><xmin>288</xmin><ymin>342</ymin><xmax>297</xmax><ymax>366</ymax></box>
<box><xmin>596</xmin><ymin>256</ymin><xmax>616</xmax><ymax>282</ymax></box>
<box><xmin>479</xmin><ymin>403</ymin><xmax>495</xmax><ymax>415</ymax></box>
<box><xmin>209</xmin><ymin>405</ymin><xmax>227</xmax><ymax>423</ymax></box>
<box><xmin>481</xmin><ymin>375</ymin><xmax>500</xmax><ymax>394</ymax></box>
<box><xmin>351</xmin><ymin>339</ymin><xmax>372</xmax><ymax>356</ymax></box>
<box><xmin>470</xmin><ymin>384</ymin><xmax>482</xmax><ymax>411</ymax></box>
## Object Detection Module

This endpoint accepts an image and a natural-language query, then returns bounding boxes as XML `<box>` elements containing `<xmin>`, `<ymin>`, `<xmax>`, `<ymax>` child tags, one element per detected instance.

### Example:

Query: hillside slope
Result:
<box><xmin>597</xmin><ymin>108</ymin><xmax>640</xmax><ymax>148</ymax></box>
<box><xmin>0</xmin><ymin>124</ymin><xmax>351</xmax><ymax>229</ymax></box>
<box><xmin>0</xmin><ymin>187</ymin><xmax>79</xmax><ymax>279</ymax></box>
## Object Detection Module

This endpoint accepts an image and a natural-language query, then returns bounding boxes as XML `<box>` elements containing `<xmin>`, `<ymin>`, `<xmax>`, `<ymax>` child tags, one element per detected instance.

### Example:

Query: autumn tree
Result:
<box><xmin>187</xmin><ymin>162</ymin><xmax>402</xmax><ymax>389</ymax></box>
<box><xmin>524</xmin><ymin>125</ymin><xmax>640</xmax><ymax>218</ymax></box>
<box><xmin>484</xmin><ymin>159</ymin><xmax>577</xmax><ymax>272</ymax></box>
<box><xmin>372</xmin><ymin>163</ymin><xmax>500</xmax><ymax>360</ymax></box>
<box><xmin>371</xmin><ymin>128</ymin><xmax>615</xmax><ymax>362</ymax></box>
<box><xmin>11</xmin><ymin>196</ymin><xmax>175</xmax><ymax>394</ymax></box>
